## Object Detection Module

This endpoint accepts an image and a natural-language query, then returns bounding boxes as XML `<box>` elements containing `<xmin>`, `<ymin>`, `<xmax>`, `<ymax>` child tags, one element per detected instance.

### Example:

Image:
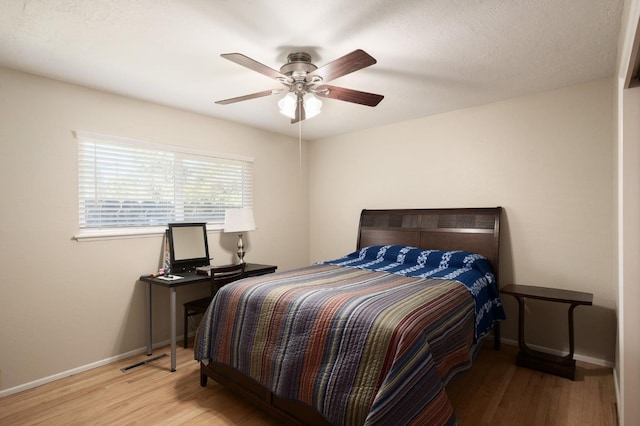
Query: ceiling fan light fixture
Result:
<box><xmin>217</xmin><ymin>50</ymin><xmax>383</xmax><ymax>124</ymax></box>
<box><xmin>303</xmin><ymin>93</ymin><xmax>322</xmax><ymax>119</ymax></box>
<box><xmin>278</xmin><ymin>92</ymin><xmax>297</xmax><ymax>118</ymax></box>
<box><xmin>278</xmin><ymin>92</ymin><xmax>323</xmax><ymax>120</ymax></box>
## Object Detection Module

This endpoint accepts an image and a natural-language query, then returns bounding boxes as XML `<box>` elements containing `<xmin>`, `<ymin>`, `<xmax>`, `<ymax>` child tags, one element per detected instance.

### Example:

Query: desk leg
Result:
<box><xmin>146</xmin><ymin>282</ymin><xmax>152</xmax><ymax>356</ymax></box>
<box><xmin>170</xmin><ymin>287</ymin><xmax>177</xmax><ymax>372</ymax></box>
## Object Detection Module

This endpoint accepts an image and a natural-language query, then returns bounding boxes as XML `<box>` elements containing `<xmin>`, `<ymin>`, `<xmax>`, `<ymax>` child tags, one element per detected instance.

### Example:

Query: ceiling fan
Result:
<box><xmin>215</xmin><ymin>49</ymin><xmax>384</xmax><ymax>123</ymax></box>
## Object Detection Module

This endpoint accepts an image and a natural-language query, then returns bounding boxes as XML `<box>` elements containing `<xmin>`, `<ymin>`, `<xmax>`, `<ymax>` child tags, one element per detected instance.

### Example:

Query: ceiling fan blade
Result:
<box><xmin>215</xmin><ymin>89</ymin><xmax>277</xmax><ymax>105</ymax></box>
<box><xmin>291</xmin><ymin>96</ymin><xmax>306</xmax><ymax>124</ymax></box>
<box><xmin>221</xmin><ymin>53</ymin><xmax>290</xmax><ymax>81</ymax></box>
<box><xmin>315</xmin><ymin>85</ymin><xmax>384</xmax><ymax>107</ymax></box>
<box><xmin>309</xmin><ymin>50</ymin><xmax>377</xmax><ymax>82</ymax></box>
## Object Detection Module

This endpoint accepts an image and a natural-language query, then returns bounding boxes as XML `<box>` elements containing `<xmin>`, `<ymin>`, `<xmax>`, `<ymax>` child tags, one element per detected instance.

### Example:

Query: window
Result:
<box><xmin>74</xmin><ymin>131</ymin><xmax>253</xmax><ymax>238</ymax></box>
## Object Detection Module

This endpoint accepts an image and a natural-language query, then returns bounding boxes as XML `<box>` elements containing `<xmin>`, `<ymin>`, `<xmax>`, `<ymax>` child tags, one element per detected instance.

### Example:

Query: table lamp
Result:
<box><xmin>224</xmin><ymin>208</ymin><xmax>256</xmax><ymax>264</ymax></box>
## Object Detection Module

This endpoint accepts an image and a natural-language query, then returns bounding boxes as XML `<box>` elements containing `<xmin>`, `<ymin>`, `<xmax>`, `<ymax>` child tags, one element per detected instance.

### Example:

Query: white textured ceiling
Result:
<box><xmin>0</xmin><ymin>0</ymin><xmax>623</xmax><ymax>141</ymax></box>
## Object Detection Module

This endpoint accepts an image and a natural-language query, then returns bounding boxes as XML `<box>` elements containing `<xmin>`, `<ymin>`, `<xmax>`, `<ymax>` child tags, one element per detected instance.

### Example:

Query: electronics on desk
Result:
<box><xmin>167</xmin><ymin>222</ymin><xmax>211</xmax><ymax>273</ymax></box>
<box><xmin>196</xmin><ymin>265</ymin><xmax>215</xmax><ymax>276</ymax></box>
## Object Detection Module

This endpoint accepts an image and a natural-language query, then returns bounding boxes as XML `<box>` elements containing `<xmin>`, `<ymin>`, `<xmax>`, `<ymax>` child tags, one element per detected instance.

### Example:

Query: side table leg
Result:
<box><xmin>568</xmin><ymin>303</ymin><xmax>579</xmax><ymax>360</ymax></box>
<box><xmin>513</xmin><ymin>295</ymin><xmax>578</xmax><ymax>380</ymax></box>
<box><xmin>515</xmin><ymin>296</ymin><xmax>528</xmax><ymax>352</ymax></box>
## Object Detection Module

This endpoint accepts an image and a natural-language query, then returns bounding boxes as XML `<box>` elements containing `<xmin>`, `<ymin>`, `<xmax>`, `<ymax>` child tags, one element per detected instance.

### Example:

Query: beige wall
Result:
<box><xmin>0</xmin><ymin>67</ymin><xmax>309</xmax><ymax>392</ymax></box>
<box><xmin>309</xmin><ymin>78</ymin><xmax>616</xmax><ymax>365</ymax></box>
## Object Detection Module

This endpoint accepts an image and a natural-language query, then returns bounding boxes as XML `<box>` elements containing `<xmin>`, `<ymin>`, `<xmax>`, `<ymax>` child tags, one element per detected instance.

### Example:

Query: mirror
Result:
<box><xmin>167</xmin><ymin>222</ymin><xmax>210</xmax><ymax>272</ymax></box>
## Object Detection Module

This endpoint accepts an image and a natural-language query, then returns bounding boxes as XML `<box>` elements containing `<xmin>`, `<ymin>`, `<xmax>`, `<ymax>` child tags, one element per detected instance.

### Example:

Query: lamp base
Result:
<box><xmin>236</xmin><ymin>233</ymin><xmax>246</xmax><ymax>264</ymax></box>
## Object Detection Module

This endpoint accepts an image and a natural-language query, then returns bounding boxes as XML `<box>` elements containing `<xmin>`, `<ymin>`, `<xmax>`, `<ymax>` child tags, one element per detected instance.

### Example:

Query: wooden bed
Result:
<box><xmin>199</xmin><ymin>207</ymin><xmax>503</xmax><ymax>425</ymax></box>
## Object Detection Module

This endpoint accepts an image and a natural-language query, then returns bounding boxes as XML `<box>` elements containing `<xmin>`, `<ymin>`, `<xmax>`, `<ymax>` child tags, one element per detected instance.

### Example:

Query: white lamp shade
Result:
<box><xmin>278</xmin><ymin>93</ymin><xmax>297</xmax><ymax>119</ymax></box>
<box><xmin>303</xmin><ymin>93</ymin><xmax>322</xmax><ymax>118</ymax></box>
<box><xmin>224</xmin><ymin>208</ymin><xmax>256</xmax><ymax>233</ymax></box>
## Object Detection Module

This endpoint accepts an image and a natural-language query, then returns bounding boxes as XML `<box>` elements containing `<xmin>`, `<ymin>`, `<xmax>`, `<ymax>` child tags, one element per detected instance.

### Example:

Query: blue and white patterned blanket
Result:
<box><xmin>320</xmin><ymin>245</ymin><xmax>506</xmax><ymax>339</ymax></box>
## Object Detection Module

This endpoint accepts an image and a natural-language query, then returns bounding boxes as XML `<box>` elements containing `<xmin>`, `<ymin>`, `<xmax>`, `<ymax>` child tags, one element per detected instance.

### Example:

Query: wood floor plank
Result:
<box><xmin>0</xmin><ymin>341</ymin><xmax>617</xmax><ymax>425</ymax></box>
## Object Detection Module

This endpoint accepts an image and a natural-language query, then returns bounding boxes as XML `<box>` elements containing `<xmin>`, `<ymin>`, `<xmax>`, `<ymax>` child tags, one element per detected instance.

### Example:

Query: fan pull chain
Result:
<box><xmin>298</xmin><ymin>118</ymin><xmax>302</xmax><ymax>181</ymax></box>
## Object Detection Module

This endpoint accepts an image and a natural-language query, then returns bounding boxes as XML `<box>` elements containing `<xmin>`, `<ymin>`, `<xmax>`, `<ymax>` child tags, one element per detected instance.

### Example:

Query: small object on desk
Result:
<box><xmin>501</xmin><ymin>283</ymin><xmax>593</xmax><ymax>380</ymax></box>
<box><xmin>157</xmin><ymin>274</ymin><xmax>183</xmax><ymax>281</ymax></box>
<box><xmin>141</xmin><ymin>273</ymin><xmax>163</xmax><ymax>279</ymax></box>
<box><xmin>196</xmin><ymin>265</ymin><xmax>215</xmax><ymax>276</ymax></box>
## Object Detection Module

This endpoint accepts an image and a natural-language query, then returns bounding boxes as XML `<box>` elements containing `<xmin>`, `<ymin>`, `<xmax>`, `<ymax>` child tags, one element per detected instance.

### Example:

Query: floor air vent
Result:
<box><xmin>120</xmin><ymin>354</ymin><xmax>168</xmax><ymax>373</ymax></box>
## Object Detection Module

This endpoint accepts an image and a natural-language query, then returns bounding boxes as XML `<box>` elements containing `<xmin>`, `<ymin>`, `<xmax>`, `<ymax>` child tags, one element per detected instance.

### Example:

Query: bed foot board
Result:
<box><xmin>200</xmin><ymin>361</ymin><xmax>331</xmax><ymax>425</ymax></box>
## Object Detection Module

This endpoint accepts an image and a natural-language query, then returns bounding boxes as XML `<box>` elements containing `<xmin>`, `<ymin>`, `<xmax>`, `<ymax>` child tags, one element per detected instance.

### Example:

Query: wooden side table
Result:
<box><xmin>501</xmin><ymin>284</ymin><xmax>593</xmax><ymax>380</ymax></box>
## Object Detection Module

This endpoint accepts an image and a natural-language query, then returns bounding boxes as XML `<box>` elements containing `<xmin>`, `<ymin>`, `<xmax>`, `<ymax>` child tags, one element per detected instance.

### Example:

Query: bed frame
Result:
<box><xmin>199</xmin><ymin>207</ymin><xmax>503</xmax><ymax>425</ymax></box>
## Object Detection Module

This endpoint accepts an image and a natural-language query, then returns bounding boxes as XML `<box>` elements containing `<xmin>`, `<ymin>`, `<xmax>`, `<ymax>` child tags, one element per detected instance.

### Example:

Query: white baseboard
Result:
<box><xmin>500</xmin><ymin>338</ymin><xmax>614</xmax><ymax>368</ymax></box>
<box><xmin>0</xmin><ymin>338</ymin><xmax>175</xmax><ymax>398</ymax></box>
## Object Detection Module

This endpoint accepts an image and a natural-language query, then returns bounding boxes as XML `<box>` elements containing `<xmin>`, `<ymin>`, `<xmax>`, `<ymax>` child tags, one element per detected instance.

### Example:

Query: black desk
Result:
<box><xmin>140</xmin><ymin>263</ymin><xmax>277</xmax><ymax>371</ymax></box>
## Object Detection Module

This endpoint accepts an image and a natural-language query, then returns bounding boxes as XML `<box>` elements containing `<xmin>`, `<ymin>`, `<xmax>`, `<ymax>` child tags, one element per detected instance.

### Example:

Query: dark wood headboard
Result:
<box><xmin>357</xmin><ymin>207</ymin><xmax>502</xmax><ymax>282</ymax></box>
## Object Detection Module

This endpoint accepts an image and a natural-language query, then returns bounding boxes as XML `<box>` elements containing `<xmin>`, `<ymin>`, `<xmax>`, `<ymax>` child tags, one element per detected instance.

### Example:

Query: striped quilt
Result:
<box><xmin>195</xmin><ymin>247</ymin><xmax>504</xmax><ymax>425</ymax></box>
<box><xmin>321</xmin><ymin>245</ymin><xmax>506</xmax><ymax>340</ymax></box>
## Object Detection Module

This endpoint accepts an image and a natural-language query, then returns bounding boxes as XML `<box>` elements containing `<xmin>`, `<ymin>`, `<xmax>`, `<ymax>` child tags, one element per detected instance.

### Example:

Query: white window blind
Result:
<box><xmin>75</xmin><ymin>132</ymin><xmax>253</xmax><ymax>232</ymax></box>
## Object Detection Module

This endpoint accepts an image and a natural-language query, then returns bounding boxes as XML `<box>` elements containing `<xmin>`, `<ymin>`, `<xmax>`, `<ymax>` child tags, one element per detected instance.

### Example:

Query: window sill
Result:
<box><xmin>73</xmin><ymin>225</ymin><xmax>223</xmax><ymax>242</ymax></box>
<box><xmin>73</xmin><ymin>227</ymin><xmax>167</xmax><ymax>242</ymax></box>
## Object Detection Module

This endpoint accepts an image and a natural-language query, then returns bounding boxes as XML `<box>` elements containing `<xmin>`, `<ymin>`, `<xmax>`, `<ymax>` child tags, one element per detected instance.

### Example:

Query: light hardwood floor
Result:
<box><xmin>447</xmin><ymin>343</ymin><xmax>617</xmax><ymax>425</ymax></box>
<box><xmin>0</xmin><ymin>341</ymin><xmax>617</xmax><ymax>425</ymax></box>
